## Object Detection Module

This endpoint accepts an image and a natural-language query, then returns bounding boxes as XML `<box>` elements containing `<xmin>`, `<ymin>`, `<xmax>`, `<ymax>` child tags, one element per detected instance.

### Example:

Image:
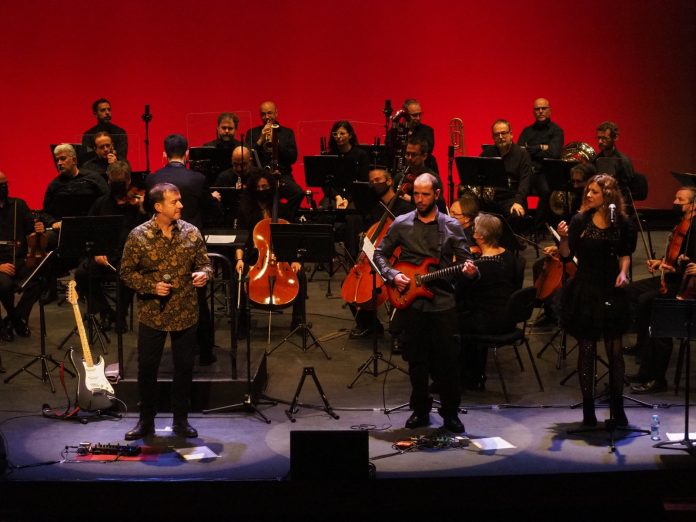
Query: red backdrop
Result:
<box><xmin>0</xmin><ymin>0</ymin><xmax>694</xmax><ymax>209</ymax></box>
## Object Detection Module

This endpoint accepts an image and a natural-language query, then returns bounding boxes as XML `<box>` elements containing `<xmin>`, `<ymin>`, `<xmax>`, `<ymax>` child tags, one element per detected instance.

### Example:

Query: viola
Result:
<box><xmin>660</xmin><ymin>216</ymin><xmax>691</xmax><ymax>295</ymax></box>
<box><xmin>25</xmin><ymin>228</ymin><xmax>48</xmax><ymax>269</ymax></box>
<box><xmin>117</xmin><ymin>185</ymin><xmax>146</xmax><ymax>206</ymax></box>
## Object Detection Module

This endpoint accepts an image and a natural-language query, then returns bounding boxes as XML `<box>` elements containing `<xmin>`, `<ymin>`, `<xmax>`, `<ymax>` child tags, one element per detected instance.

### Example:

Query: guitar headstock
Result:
<box><xmin>66</xmin><ymin>280</ymin><xmax>79</xmax><ymax>305</ymax></box>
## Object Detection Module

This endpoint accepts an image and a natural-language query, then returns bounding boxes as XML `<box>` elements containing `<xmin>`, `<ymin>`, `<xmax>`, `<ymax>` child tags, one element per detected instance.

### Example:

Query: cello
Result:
<box><xmin>246</xmin><ymin>126</ymin><xmax>299</xmax><ymax>309</ymax></box>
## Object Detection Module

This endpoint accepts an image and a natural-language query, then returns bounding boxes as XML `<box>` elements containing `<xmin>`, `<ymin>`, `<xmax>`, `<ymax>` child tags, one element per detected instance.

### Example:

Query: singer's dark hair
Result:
<box><xmin>164</xmin><ymin>134</ymin><xmax>188</xmax><ymax>158</ymax></box>
<box><xmin>585</xmin><ymin>173</ymin><xmax>626</xmax><ymax>220</ymax></box>
<box><xmin>150</xmin><ymin>182</ymin><xmax>180</xmax><ymax>207</ymax></box>
<box><xmin>92</xmin><ymin>98</ymin><xmax>110</xmax><ymax>113</ymax></box>
<box><xmin>328</xmin><ymin>120</ymin><xmax>358</xmax><ymax>154</ymax></box>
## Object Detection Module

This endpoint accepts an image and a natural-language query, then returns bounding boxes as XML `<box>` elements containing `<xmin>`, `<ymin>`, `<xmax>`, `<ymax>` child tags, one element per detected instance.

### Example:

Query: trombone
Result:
<box><xmin>448</xmin><ymin>117</ymin><xmax>465</xmax><ymax>204</ymax></box>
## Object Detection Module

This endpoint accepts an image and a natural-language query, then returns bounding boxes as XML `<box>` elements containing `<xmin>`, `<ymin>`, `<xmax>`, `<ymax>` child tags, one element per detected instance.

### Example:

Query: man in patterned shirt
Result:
<box><xmin>121</xmin><ymin>182</ymin><xmax>212</xmax><ymax>440</ymax></box>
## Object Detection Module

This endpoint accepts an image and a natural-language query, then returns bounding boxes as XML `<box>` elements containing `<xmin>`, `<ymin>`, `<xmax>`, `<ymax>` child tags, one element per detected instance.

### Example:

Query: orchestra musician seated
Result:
<box><xmin>449</xmin><ymin>193</ymin><xmax>480</xmax><ymax>248</ymax></box>
<box><xmin>456</xmin><ymin>213</ymin><xmax>520</xmax><ymax>390</ymax></box>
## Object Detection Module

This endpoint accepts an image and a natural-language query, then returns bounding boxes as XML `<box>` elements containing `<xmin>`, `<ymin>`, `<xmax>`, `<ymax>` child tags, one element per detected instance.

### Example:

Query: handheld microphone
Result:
<box><xmin>160</xmin><ymin>274</ymin><xmax>172</xmax><ymax>311</ymax></box>
<box><xmin>609</xmin><ymin>203</ymin><xmax>617</xmax><ymax>224</ymax></box>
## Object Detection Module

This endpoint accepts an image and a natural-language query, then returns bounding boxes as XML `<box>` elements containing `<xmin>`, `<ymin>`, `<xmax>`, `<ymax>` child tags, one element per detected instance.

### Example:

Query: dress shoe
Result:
<box><xmin>442</xmin><ymin>415</ymin><xmax>465</xmax><ymax>433</ymax></box>
<box><xmin>631</xmin><ymin>380</ymin><xmax>668</xmax><ymax>394</ymax></box>
<box><xmin>625</xmin><ymin>372</ymin><xmax>649</xmax><ymax>384</ymax></box>
<box><xmin>11</xmin><ymin>317</ymin><xmax>30</xmax><ymax>337</ymax></box>
<box><xmin>173</xmin><ymin>420</ymin><xmax>198</xmax><ymax>438</ymax></box>
<box><xmin>405</xmin><ymin>412</ymin><xmax>431</xmax><ymax>429</ymax></box>
<box><xmin>1</xmin><ymin>319</ymin><xmax>14</xmax><ymax>342</ymax></box>
<box><xmin>124</xmin><ymin>419</ymin><xmax>155</xmax><ymax>440</ymax></box>
<box><xmin>199</xmin><ymin>353</ymin><xmax>217</xmax><ymax>366</ymax></box>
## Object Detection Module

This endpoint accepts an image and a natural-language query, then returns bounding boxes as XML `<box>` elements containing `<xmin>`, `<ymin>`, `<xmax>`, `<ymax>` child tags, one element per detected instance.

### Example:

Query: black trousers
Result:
<box><xmin>400</xmin><ymin>307</ymin><xmax>461</xmax><ymax>417</ymax></box>
<box><xmin>136</xmin><ymin>322</ymin><xmax>196</xmax><ymax>420</ymax></box>
<box><xmin>0</xmin><ymin>265</ymin><xmax>41</xmax><ymax>322</ymax></box>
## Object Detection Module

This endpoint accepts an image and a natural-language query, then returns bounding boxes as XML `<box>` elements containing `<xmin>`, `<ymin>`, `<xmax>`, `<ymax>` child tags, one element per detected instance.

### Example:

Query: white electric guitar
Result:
<box><xmin>66</xmin><ymin>281</ymin><xmax>115</xmax><ymax>411</ymax></box>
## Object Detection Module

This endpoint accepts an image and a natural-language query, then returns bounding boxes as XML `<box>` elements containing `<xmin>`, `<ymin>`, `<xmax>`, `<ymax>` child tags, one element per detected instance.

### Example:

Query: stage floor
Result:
<box><xmin>1</xmin><ymin>229</ymin><xmax>695</xmax><ymax>520</ymax></box>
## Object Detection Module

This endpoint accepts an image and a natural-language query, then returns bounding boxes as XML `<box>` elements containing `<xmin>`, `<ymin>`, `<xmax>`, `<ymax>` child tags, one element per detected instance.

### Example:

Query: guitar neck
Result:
<box><xmin>70</xmin><ymin>301</ymin><xmax>94</xmax><ymax>368</ymax></box>
<box><xmin>419</xmin><ymin>263</ymin><xmax>467</xmax><ymax>284</ymax></box>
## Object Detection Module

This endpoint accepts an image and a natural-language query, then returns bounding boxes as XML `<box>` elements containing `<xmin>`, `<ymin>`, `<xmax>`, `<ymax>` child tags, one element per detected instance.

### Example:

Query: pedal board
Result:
<box><xmin>78</xmin><ymin>442</ymin><xmax>141</xmax><ymax>456</ymax></box>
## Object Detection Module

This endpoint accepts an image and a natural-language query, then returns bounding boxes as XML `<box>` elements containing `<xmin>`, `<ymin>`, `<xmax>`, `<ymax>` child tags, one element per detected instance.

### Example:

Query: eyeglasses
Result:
<box><xmin>597</xmin><ymin>136</ymin><xmax>612</xmax><ymax>142</ymax></box>
<box><xmin>534</xmin><ymin>107</ymin><xmax>550</xmax><ymax>112</ymax></box>
<box><xmin>492</xmin><ymin>131</ymin><xmax>510</xmax><ymax>138</ymax></box>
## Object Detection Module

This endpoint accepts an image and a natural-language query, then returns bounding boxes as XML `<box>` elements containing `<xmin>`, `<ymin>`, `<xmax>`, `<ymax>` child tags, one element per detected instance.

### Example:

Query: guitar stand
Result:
<box><xmin>4</xmin><ymin>271</ymin><xmax>74</xmax><ymax>391</ymax></box>
<box><xmin>42</xmin><ymin>404</ymin><xmax>122</xmax><ymax>424</ymax></box>
<box><xmin>285</xmin><ymin>366</ymin><xmax>338</xmax><ymax>422</ymax></box>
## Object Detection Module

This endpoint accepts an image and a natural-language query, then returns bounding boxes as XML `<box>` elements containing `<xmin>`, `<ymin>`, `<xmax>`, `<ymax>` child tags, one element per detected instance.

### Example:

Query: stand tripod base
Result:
<box><xmin>202</xmin><ymin>394</ymin><xmax>275</xmax><ymax>424</ymax></box>
<box><xmin>348</xmin><ymin>352</ymin><xmax>407</xmax><ymax>388</ymax></box>
<box><xmin>3</xmin><ymin>353</ymin><xmax>74</xmax><ymax>392</ymax></box>
<box><xmin>568</xmin><ymin>422</ymin><xmax>650</xmax><ymax>453</ymax></box>
<box><xmin>267</xmin><ymin>322</ymin><xmax>330</xmax><ymax>359</ymax></box>
<box><xmin>285</xmin><ymin>367</ymin><xmax>338</xmax><ymax>422</ymax></box>
<box><xmin>384</xmin><ymin>400</ymin><xmax>467</xmax><ymax>415</ymax></box>
<box><xmin>653</xmin><ymin>438</ymin><xmax>696</xmax><ymax>455</ymax></box>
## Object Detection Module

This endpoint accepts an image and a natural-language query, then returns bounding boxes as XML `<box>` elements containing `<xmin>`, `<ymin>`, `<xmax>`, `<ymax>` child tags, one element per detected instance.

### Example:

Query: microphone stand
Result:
<box><xmin>141</xmin><ymin>104</ymin><xmax>152</xmax><ymax>174</ymax></box>
<box><xmin>447</xmin><ymin>145</ymin><xmax>455</xmax><ymax>206</ymax></box>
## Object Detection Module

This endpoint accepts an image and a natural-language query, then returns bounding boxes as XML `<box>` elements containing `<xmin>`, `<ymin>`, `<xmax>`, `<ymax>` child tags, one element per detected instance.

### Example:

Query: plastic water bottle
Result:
<box><xmin>650</xmin><ymin>413</ymin><xmax>661</xmax><ymax>441</ymax></box>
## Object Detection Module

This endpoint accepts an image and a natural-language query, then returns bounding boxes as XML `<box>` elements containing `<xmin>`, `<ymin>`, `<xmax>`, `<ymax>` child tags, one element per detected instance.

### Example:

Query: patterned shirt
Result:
<box><xmin>120</xmin><ymin>216</ymin><xmax>212</xmax><ymax>331</ymax></box>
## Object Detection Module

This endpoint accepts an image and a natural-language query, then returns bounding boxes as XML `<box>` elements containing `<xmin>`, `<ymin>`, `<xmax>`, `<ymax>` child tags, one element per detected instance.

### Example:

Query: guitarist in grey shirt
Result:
<box><xmin>374</xmin><ymin>173</ymin><xmax>478</xmax><ymax>433</ymax></box>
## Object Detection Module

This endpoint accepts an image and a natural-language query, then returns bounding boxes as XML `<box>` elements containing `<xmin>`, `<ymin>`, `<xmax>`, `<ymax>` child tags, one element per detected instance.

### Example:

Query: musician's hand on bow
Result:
<box><xmin>211</xmin><ymin>190</ymin><xmax>221</xmax><ymax>202</ymax></box>
<box><xmin>684</xmin><ymin>262</ymin><xmax>696</xmax><ymax>276</ymax></box>
<box><xmin>646</xmin><ymin>259</ymin><xmax>663</xmax><ymax>273</ymax></box>
<box><xmin>235</xmin><ymin>259</ymin><xmax>244</xmax><ymax>275</ymax></box>
<box><xmin>557</xmin><ymin>221</ymin><xmax>569</xmax><ymax>238</ymax></box>
<box><xmin>94</xmin><ymin>255</ymin><xmax>109</xmax><ymax>266</ymax></box>
<box><xmin>335</xmin><ymin>195</ymin><xmax>348</xmax><ymax>210</ymax></box>
<box><xmin>615</xmin><ymin>271</ymin><xmax>630</xmax><ymax>287</ymax></box>
<box><xmin>0</xmin><ymin>263</ymin><xmax>15</xmax><ymax>276</ymax></box>
<box><xmin>461</xmin><ymin>260</ymin><xmax>478</xmax><ymax>279</ymax></box>
<box><xmin>543</xmin><ymin>245</ymin><xmax>558</xmax><ymax>256</ymax></box>
<box><xmin>510</xmin><ymin>203</ymin><xmax>525</xmax><ymax>217</ymax></box>
<box><xmin>291</xmin><ymin>262</ymin><xmax>301</xmax><ymax>274</ymax></box>
<box><xmin>394</xmin><ymin>272</ymin><xmax>410</xmax><ymax>292</ymax></box>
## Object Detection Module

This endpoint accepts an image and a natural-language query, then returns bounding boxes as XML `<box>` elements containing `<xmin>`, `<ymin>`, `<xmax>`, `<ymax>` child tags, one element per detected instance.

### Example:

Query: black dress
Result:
<box><xmin>561</xmin><ymin>211</ymin><xmax>634</xmax><ymax>341</ymax></box>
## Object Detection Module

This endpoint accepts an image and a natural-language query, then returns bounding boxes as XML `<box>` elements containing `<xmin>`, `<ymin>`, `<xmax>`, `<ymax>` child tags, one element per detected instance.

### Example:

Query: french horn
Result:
<box><xmin>561</xmin><ymin>141</ymin><xmax>596</xmax><ymax>163</ymax></box>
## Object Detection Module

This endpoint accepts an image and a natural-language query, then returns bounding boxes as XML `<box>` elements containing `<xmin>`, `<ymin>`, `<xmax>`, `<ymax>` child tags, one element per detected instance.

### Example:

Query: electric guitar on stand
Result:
<box><xmin>66</xmin><ymin>281</ymin><xmax>115</xmax><ymax>411</ymax></box>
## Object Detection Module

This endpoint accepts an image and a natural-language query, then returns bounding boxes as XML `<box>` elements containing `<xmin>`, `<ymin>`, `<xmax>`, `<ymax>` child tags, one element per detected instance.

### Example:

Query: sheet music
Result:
<box><xmin>361</xmin><ymin>237</ymin><xmax>386</xmax><ymax>282</ymax></box>
<box><xmin>204</xmin><ymin>234</ymin><xmax>237</xmax><ymax>244</ymax></box>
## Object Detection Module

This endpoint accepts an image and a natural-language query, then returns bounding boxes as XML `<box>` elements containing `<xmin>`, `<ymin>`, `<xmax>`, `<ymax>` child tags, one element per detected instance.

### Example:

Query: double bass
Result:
<box><xmin>247</xmin><ymin>125</ymin><xmax>299</xmax><ymax>309</ymax></box>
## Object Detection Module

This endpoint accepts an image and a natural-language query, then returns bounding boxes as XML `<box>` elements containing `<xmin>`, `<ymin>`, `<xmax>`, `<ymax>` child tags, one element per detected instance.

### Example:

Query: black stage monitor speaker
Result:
<box><xmin>290</xmin><ymin>430</ymin><xmax>369</xmax><ymax>480</ymax></box>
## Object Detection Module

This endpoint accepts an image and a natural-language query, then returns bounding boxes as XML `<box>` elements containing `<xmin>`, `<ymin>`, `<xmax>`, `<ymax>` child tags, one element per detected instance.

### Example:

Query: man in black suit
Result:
<box><xmin>146</xmin><ymin>134</ymin><xmax>221</xmax><ymax>365</ymax></box>
<box><xmin>245</xmin><ymin>100</ymin><xmax>303</xmax><ymax>219</ymax></box>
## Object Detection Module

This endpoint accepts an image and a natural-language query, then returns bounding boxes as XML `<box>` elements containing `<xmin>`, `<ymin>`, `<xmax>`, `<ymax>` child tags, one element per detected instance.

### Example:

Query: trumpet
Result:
<box><xmin>262</xmin><ymin>120</ymin><xmax>280</xmax><ymax>153</ymax></box>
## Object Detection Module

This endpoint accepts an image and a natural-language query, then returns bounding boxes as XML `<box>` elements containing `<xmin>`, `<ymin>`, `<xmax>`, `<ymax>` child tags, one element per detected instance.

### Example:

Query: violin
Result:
<box><xmin>25</xmin><ymin>217</ymin><xmax>48</xmax><ymax>269</ymax></box>
<box><xmin>660</xmin><ymin>216</ymin><xmax>691</xmax><ymax>294</ymax></box>
<box><xmin>116</xmin><ymin>185</ymin><xmax>146</xmax><ymax>206</ymax></box>
<box><xmin>533</xmin><ymin>225</ymin><xmax>577</xmax><ymax>301</ymax></box>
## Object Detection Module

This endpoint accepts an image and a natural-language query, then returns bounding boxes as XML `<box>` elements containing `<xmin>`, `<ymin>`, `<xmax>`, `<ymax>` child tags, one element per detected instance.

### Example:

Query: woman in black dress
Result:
<box><xmin>558</xmin><ymin>174</ymin><xmax>633</xmax><ymax>427</ymax></box>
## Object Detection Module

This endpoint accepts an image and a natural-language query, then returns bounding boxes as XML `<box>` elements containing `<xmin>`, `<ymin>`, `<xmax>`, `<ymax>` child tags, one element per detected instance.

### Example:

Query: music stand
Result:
<box><xmin>455</xmin><ymin>157</ymin><xmax>508</xmax><ymax>205</ymax></box>
<box><xmin>650</xmin><ymin>298</ymin><xmax>696</xmax><ymax>454</ymax></box>
<box><xmin>355</xmin><ymin>144</ymin><xmax>387</xmax><ymax>170</ymax></box>
<box><xmin>55</xmin><ymin>216</ymin><xmax>123</xmax><ymax>355</ymax></box>
<box><xmin>189</xmin><ymin>146</ymin><xmax>232</xmax><ymax>186</ymax></box>
<box><xmin>304</xmin><ymin>155</ymin><xmax>361</xmax><ymax>206</ymax></box>
<box><xmin>4</xmin><ymin>251</ymin><xmax>74</xmax><ymax>391</ymax></box>
<box><xmin>266</xmin><ymin>223</ymin><xmax>334</xmax><ymax>359</ymax></box>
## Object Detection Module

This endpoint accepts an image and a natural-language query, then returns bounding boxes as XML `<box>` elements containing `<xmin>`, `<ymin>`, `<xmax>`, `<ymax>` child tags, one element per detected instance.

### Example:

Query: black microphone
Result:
<box><xmin>160</xmin><ymin>274</ymin><xmax>172</xmax><ymax>311</ymax></box>
<box><xmin>383</xmin><ymin>99</ymin><xmax>393</xmax><ymax>118</ymax></box>
<box><xmin>609</xmin><ymin>203</ymin><xmax>617</xmax><ymax>224</ymax></box>
<box><xmin>142</xmin><ymin>104</ymin><xmax>152</xmax><ymax>123</ymax></box>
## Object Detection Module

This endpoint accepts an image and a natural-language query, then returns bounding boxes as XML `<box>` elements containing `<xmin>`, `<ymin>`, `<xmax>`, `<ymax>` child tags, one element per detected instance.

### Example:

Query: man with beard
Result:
<box><xmin>82</xmin><ymin>98</ymin><xmax>128</xmax><ymax>161</ymax></box>
<box><xmin>0</xmin><ymin>171</ymin><xmax>42</xmax><ymax>341</ymax></box>
<box><xmin>246</xmin><ymin>101</ymin><xmax>303</xmax><ymax>220</ymax></box>
<box><xmin>480</xmin><ymin>119</ymin><xmax>533</xmax><ymax>223</ymax></box>
<box><xmin>387</xmin><ymin>99</ymin><xmax>439</xmax><ymax>174</ymax></box>
<box><xmin>74</xmin><ymin>161</ymin><xmax>147</xmax><ymax>332</ymax></box>
<box><xmin>626</xmin><ymin>187</ymin><xmax>696</xmax><ymax>394</ymax></box>
<box><xmin>203</xmin><ymin>112</ymin><xmax>242</xmax><ymax>177</ymax></box>
<box><xmin>595</xmin><ymin>121</ymin><xmax>635</xmax><ymax>200</ymax></box>
<box><xmin>518</xmin><ymin>98</ymin><xmax>565</xmax><ymax>229</ymax></box>
<box><xmin>348</xmin><ymin>168</ymin><xmax>413</xmax><ymax>339</ymax></box>
<box><xmin>374</xmin><ymin>173</ymin><xmax>478</xmax><ymax>433</ymax></box>
<box><xmin>82</xmin><ymin>132</ymin><xmax>122</xmax><ymax>180</ymax></box>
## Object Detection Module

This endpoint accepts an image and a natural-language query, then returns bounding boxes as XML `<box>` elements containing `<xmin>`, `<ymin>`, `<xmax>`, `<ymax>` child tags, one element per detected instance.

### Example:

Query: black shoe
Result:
<box><xmin>631</xmin><ymin>380</ymin><xmax>668</xmax><ymax>394</ymax></box>
<box><xmin>442</xmin><ymin>415</ymin><xmax>465</xmax><ymax>433</ymax></box>
<box><xmin>625</xmin><ymin>372</ymin><xmax>649</xmax><ymax>384</ymax></box>
<box><xmin>405</xmin><ymin>412</ymin><xmax>431</xmax><ymax>429</ymax></box>
<box><xmin>623</xmin><ymin>345</ymin><xmax>640</xmax><ymax>355</ymax></box>
<box><xmin>391</xmin><ymin>337</ymin><xmax>401</xmax><ymax>355</ymax></box>
<box><xmin>173</xmin><ymin>420</ymin><xmax>198</xmax><ymax>438</ymax></box>
<box><xmin>199</xmin><ymin>354</ymin><xmax>217</xmax><ymax>366</ymax></box>
<box><xmin>10</xmin><ymin>317</ymin><xmax>30</xmax><ymax>337</ymax></box>
<box><xmin>99</xmin><ymin>309</ymin><xmax>116</xmax><ymax>331</ymax></box>
<box><xmin>125</xmin><ymin>419</ymin><xmax>155</xmax><ymax>440</ymax></box>
<box><xmin>1</xmin><ymin>319</ymin><xmax>14</xmax><ymax>342</ymax></box>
